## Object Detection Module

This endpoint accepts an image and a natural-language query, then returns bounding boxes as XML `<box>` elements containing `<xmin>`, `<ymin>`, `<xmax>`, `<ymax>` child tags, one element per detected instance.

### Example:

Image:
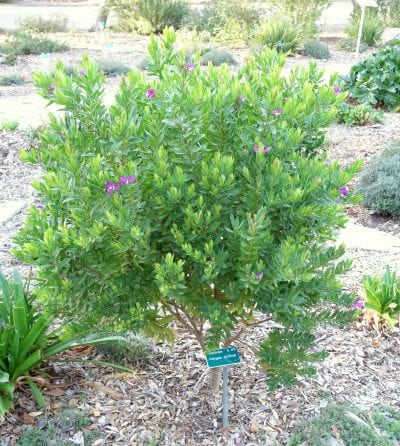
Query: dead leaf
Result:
<box><xmin>249</xmin><ymin>419</ymin><xmax>259</xmax><ymax>433</ymax></box>
<box><xmin>85</xmin><ymin>382</ymin><xmax>125</xmax><ymax>400</ymax></box>
<box><xmin>20</xmin><ymin>413</ymin><xmax>35</xmax><ymax>425</ymax></box>
<box><xmin>45</xmin><ymin>388</ymin><xmax>65</xmax><ymax>397</ymax></box>
<box><xmin>28</xmin><ymin>411</ymin><xmax>43</xmax><ymax>417</ymax></box>
<box><xmin>331</xmin><ymin>424</ymin><xmax>342</xmax><ymax>441</ymax></box>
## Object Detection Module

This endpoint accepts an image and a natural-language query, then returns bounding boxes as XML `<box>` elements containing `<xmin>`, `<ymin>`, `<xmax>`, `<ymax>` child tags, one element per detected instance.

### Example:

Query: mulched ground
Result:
<box><xmin>1</xmin><ymin>33</ymin><xmax>400</xmax><ymax>446</ymax></box>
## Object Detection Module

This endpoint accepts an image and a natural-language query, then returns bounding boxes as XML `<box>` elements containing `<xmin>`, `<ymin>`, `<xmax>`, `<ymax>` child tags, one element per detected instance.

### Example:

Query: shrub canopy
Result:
<box><xmin>14</xmin><ymin>29</ymin><xmax>361</xmax><ymax>389</ymax></box>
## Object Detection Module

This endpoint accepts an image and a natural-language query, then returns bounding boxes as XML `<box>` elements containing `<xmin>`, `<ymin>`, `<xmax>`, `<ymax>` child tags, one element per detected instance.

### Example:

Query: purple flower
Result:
<box><xmin>255</xmin><ymin>272</ymin><xmax>264</xmax><ymax>280</ymax></box>
<box><xmin>127</xmin><ymin>176</ymin><xmax>136</xmax><ymax>183</ymax></box>
<box><xmin>36</xmin><ymin>204</ymin><xmax>45</xmax><ymax>210</ymax></box>
<box><xmin>263</xmin><ymin>146</ymin><xmax>271</xmax><ymax>154</ymax></box>
<box><xmin>186</xmin><ymin>63</ymin><xmax>196</xmax><ymax>71</ymax></box>
<box><xmin>271</xmin><ymin>108</ymin><xmax>282</xmax><ymax>116</ymax></box>
<box><xmin>146</xmin><ymin>88</ymin><xmax>155</xmax><ymax>99</ymax></box>
<box><xmin>351</xmin><ymin>298</ymin><xmax>364</xmax><ymax>310</ymax></box>
<box><xmin>309</xmin><ymin>346</ymin><xmax>318</xmax><ymax>353</ymax></box>
<box><xmin>333</xmin><ymin>85</ymin><xmax>340</xmax><ymax>94</ymax></box>
<box><xmin>119</xmin><ymin>176</ymin><xmax>128</xmax><ymax>185</ymax></box>
<box><xmin>79</xmin><ymin>69</ymin><xmax>87</xmax><ymax>77</ymax></box>
<box><xmin>253</xmin><ymin>145</ymin><xmax>271</xmax><ymax>154</ymax></box>
<box><xmin>48</xmin><ymin>83</ymin><xmax>56</xmax><ymax>94</ymax></box>
<box><xmin>105</xmin><ymin>181</ymin><xmax>116</xmax><ymax>194</ymax></box>
<box><xmin>339</xmin><ymin>186</ymin><xmax>349</xmax><ymax>198</ymax></box>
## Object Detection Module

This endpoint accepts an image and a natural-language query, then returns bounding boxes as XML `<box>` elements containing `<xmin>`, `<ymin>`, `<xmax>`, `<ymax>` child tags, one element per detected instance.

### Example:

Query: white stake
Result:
<box><xmin>356</xmin><ymin>5</ymin><xmax>366</xmax><ymax>57</ymax></box>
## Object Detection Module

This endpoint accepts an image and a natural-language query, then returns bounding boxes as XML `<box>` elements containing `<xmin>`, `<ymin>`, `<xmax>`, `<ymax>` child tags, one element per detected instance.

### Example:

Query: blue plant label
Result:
<box><xmin>205</xmin><ymin>346</ymin><xmax>241</xmax><ymax>368</ymax></box>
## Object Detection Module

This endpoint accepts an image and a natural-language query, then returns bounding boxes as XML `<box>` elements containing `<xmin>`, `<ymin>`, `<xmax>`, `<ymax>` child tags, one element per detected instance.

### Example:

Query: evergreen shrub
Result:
<box><xmin>14</xmin><ymin>29</ymin><xmax>361</xmax><ymax>389</ymax></box>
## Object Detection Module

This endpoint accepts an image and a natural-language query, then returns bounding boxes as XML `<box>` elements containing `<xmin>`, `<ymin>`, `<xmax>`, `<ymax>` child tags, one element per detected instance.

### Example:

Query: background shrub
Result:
<box><xmin>96</xmin><ymin>59</ymin><xmax>130</xmax><ymax>76</ymax></box>
<box><xmin>263</xmin><ymin>0</ymin><xmax>330</xmax><ymax>38</ymax></box>
<box><xmin>338</xmin><ymin>37</ymin><xmax>368</xmax><ymax>52</ymax></box>
<box><xmin>184</xmin><ymin>0</ymin><xmax>260</xmax><ymax>46</ymax></box>
<box><xmin>198</xmin><ymin>48</ymin><xmax>236</xmax><ymax>66</ymax></box>
<box><xmin>0</xmin><ymin>120</ymin><xmax>19</xmax><ymax>131</ymax></box>
<box><xmin>17</xmin><ymin>14</ymin><xmax>69</xmax><ymax>33</ymax></box>
<box><xmin>0</xmin><ymin>32</ymin><xmax>68</xmax><ymax>56</ymax></box>
<box><xmin>345</xmin><ymin>9</ymin><xmax>385</xmax><ymax>46</ymax></box>
<box><xmin>358</xmin><ymin>140</ymin><xmax>400</xmax><ymax>217</ymax></box>
<box><xmin>0</xmin><ymin>74</ymin><xmax>25</xmax><ymax>86</ymax></box>
<box><xmin>344</xmin><ymin>42</ymin><xmax>400</xmax><ymax>110</ymax></box>
<box><xmin>303</xmin><ymin>40</ymin><xmax>330</xmax><ymax>59</ymax></box>
<box><xmin>14</xmin><ymin>29</ymin><xmax>360</xmax><ymax>390</ymax></box>
<box><xmin>109</xmin><ymin>0</ymin><xmax>190</xmax><ymax>34</ymax></box>
<box><xmin>336</xmin><ymin>102</ymin><xmax>383</xmax><ymax>126</ymax></box>
<box><xmin>378</xmin><ymin>0</ymin><xmax>400</xmax><ymax>26</ymax></box>
<box><xmin>255</xmin><ymin>18</ymin><xmax>302</xmax><ymax>54</ymax></box>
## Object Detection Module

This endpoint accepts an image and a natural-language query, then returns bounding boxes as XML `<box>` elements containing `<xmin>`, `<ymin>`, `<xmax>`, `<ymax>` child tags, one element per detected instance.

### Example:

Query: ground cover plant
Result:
<box><xmin>96</xmin><ymin>59</ymin><xmax>130</xmax><ymax>76</ymax></box>
<box><xmin>338</xmin><ymin>37</ymin><xmax>368</xmax><ymax>53</ymax></box>
<box><xmin>0</xmin><ymin>74</ymin><xmax>25</xmax><ymax>86</ymax></box>
<box><xmin>13</xmin><ymin>28</ymin><xmax>362</xmax><ymax>390</ymax></box>
<box><xmin>344</xmin><ymin>42</ymin><xmax>400</xmax><ymax>111</ymax></box>
<box><xmin>0</xmin><ymin>32</ymin><xmax>69</xmax><ymax>56</ymax></box>
<box><xmin>287</xmin><ymin>402</ymin><xmax>400</xmax><ymax>445</ymax></box>
<box><xmin>0</xmin><ymin>120</ymin><xmax>19</xmax><ymax>131</ymax></box>
<box><xmin>0</xmin><ymin>271</ymin><xmax>126</xmax><ymax>415</ymax></box>
<box><xmin>198</xmin><ymin>48</ymin><xmax>236</xmax><ymax>66</ymax></box>
<box><xmin>336</xmin><ymin>102</ymin><xmax>383</xmax><ymax>126</ymax></box>
<box><xmin>358</xmin><ymin>140</ymin><xmax>400</xmax><ymax>217</ymax></box>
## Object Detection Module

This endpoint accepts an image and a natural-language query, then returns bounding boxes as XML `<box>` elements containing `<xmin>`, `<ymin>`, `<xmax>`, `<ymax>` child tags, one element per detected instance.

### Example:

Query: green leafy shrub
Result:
<box><xmin>0</xmin><ymin>74</ymin><xmax>25</xmax><ymax>86</ymax></box>
<box><xmin>17</xmin><ymin>14</ymin><xmax>69</xmax><ymax>33</ymax></box>
<box><xmin>338</xmin><ymin>37</ymin><xmax>368</xmax><ymax>52</ymax></box>
<box><xmin>0</xmin><ymin>32</ymin><xmax>68</xmax><ymax>56</ymax></box>
<box><xmin>199</xmin><ymin>48</ymin><xmax>236</xmax><ymax>66</ymax></box>
<box><xmin>0</xmin><ymin>120</ymin><xmax>19</xmax><ymax>131</ymax></box>
<box><xmin>344</xmin><ymin>43</ymin><xmax>400</xmax><ymax>110</ymax></box>
<box><xmin>3</xmin><ymin>53</ymin><xmax>17</xmax><ymax>66</ymax></box>
<box><xmin>96</xmin><ymin>333</ymin><xmax>153</xmax><ymax>364</ymax></box>
<box><xmin>264</xmin><ymin>0</ymin><xmax>330</xmax><ymax>37</ymax></box>
<box><xmin>358</xmin><ymin>141</ymin><xmax>400</xmax><ymax>217</ymax></box>
<box><xmin>287</xmin><ymin>403</ymin><xmax>400</xmax><ymax>445</ymax></box>
<box><xmin>0</xmin><ymin>271</ymin><xmax>126</xmax><ymax>415</ymax></box>
<box><xmin>96</xmin><ymin>59</ymin><xmax>130</xmax><ymax>76</ymax></box>
<box><xmin>363</xmin><ymin>266</ymin><xmax>400</xmax><ymax>330</ymax></box>
<box><xmin>345</xmin><ymin>9</ymin><xmax>385</xmax><ymax>46</ymax></box>
<box><xmin>184</xmin><ymin>0</ymin><xmax>260</xmax><ymax>46</ymax></box>
<box><xmin>336</xmin><ymin>102</ymin><xmax>383</xmax><ymax>126</ymax></box>
<box><xmin>17</xmin><ymin>410</ymin><xmax>97</xmax><ymax>446</ymax></box>
<box><xmin>378</xmin><ymin>0</ymin><xmax>400</xmax><ymax>26</ymax></box>
<box><xmin>109</xmin><ymin>0</ymin><xmax>190</xmax><ymax>34</ymax></box>
<box><xmin>303</xmin><ymin>40</ymin><xmax>330</xmax><ymax>59</ymax></box>
<box><xmin>255</xmin><ymin>18</ymin><xmax>302</xmax><ymax>54</ymax></box>
<box><xmin>14</xmin><ymin>29</ymin><xmax>361</xmax><ymax>390</ymax></box>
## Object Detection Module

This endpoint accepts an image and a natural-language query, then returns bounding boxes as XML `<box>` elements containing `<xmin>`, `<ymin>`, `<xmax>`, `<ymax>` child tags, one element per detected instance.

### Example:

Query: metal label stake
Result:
<box><xmin>205</xmin><ymin>346</ymin><xmax>241</xmax><ymax>428</ymax></box>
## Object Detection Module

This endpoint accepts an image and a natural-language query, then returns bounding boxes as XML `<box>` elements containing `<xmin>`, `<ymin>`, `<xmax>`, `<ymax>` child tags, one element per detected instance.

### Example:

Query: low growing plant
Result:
<box><xmin>344</xmin><ymin>42</ymin><xmax>400</xmax><ymax>111</ymax></box>
<box><xmin>255</xmin><ymin>18</ymin><xmax>302</xmax><ymax>54</ymax></box>
<box><xmin>0</xmin><ymin>120</ymin><xmax>19</xmax><ymax>131</ymax></box>
<box><xmin>3</xmin><ymin>53</ymin><xmax>17</xmax><ymax>66</ymax></box>
<box><xmin>338</xmin><ymin>37</ymin><xmax>368</xmax><ymax>53</ymax></box>
<box><xmin>378</xmin><ymin>0</ymin><xmax>400</xmax><ymax>26</ymax></box>
<box><xmin>358</xmin><ymin>140</ymin><xmax>400</xmax><ymax>217</ymax></box>
<box><xmin>199</xmin><ymin>48</ymin><xmax>236</xmax><ymax>66</ymax></box>
<box><xmin>0</xmin><ymin>74</ymin><xmax>25</xmax><ymax>86</ymax></box>
<box><xmin>0</xmin><ymin>32</ymin><xmax>68</xmax><ymax>56</ymax></box>
<box><xmin>303</xmin><ymin>40</ymin><xmax>330</xmax><ymax>59</ymax></box>
<box><xmin>14</xmin><ymin>28</ymin><xmax>361</xmax><ymax>390</ymax></box>
<box><xmin>17</xmin><ymin>14</ymin><xmax>69</xmax><ymax>33</ymax></box>
<box><xmin>345</xmin><ymin>8</ymin><xmax>385</xmax><ymax>46</ymax></box>
<box><xmin>0</xmin><ymin>271</ymin><xmax>127</xmax><ymax>415</ymax></box>
<box><xmin>336</xmin><ymin>102</ymin><xmax>383</xmax><ymax>126</ymax></box>
<box><xmin>96</xmin><ymin>59</ymin><xmax>130</xmax><ymax>76</ymax></box>
<box><xmin>363</xmin><ymin>266</ymin><xmax>400</xmax><ymax>329</ymax></box>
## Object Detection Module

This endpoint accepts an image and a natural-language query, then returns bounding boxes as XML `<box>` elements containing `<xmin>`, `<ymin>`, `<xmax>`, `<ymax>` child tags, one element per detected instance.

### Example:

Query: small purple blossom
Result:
<box><xmin>105</xmin><ymin>181</ymin><xmax>116</xmax><ymax>194</ymax></box>
<box><xmin>105</xmin><ymin>176</ymin><xmax>136</xmax><ymax>194</ymax></box>
<box><xmin>271</xmin><ymin>108</ymin><xmax>282</xmax><ymax>116</ymax></box>
<box><xmin>309</xmin><ymin>346</ymin><xmax>318</xmax><ymax>353</ymax></box>
<box><xmin>351</xmin><ymin>297</ymin><xmax>364</xmax><ymax>310</ymax></box>
<box><xmin>333</xmin><ymin>85</ymin><xmax>341</xmax><ymax>94</ymax></box>
<box><xmin>48</xmin><ymin>83</ymin><xmax>56</xmax><ymax>94</ymax></box>
<box><xmin>186</xmin><ymin>63</ymin><xmax>196</xmax><ymax>72</ymax></box>
<box><xmin>119</xmin><ymin>176</ymin><xmax>128</xmax><ymax>185</ymax></box>
<box><xmin>253</xmin><ymin>145</ymin><xmax>271</xmax><ymax>154</ymax></box>
<box><xmin>146</xmin><ymin>88</ymin><xmax>155</xmax><ymax>99</ymax></box>
<box><xmin>36</xmin><ymin>204</ymin><xmax>45</xmax><ymax>210</ymax></box>
<box><xmin>339</xmin><ymin>186</ymin><xmax>349</xmax><ymax>198</ymax></box>
<box><xmin>256</xmin><ymin>272</ymin><xmax>264</xmax><ymax>280</ymax></box>
<box><xmin>127</xmin><ymin>176</ymin><xmax>136</xmax><ymax>183</ymax></box>
<box><xmin>79</xmin><ymin>69</ymin><xmax>87</xmax><ymax>77</ymax></box>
